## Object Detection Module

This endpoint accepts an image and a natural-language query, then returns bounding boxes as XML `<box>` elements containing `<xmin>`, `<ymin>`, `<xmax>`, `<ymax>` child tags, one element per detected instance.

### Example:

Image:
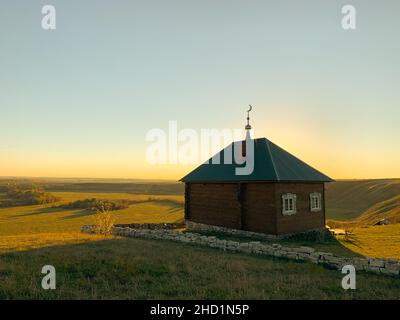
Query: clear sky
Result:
<box><xmin>0</xmin><ymin>0</ymin><xmax>399</xmax><ymax>180</ymax></box>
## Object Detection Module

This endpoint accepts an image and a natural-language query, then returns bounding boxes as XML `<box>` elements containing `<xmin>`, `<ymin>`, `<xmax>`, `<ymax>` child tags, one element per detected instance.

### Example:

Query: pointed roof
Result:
<box><xmin>180</xmin><ymin>138</ymin><xmax>333</xmax><ymax>183</ymax></box>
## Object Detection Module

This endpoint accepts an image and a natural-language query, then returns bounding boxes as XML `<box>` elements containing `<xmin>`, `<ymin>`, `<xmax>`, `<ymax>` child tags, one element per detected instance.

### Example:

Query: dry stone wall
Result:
<box><xmin>81</xmin><ymin>224</ymin><xmax>400</xmax><ymax>277</ymax></box>
<box><xmin>185</xmin><ymin>221</ymin><xmax>283</xmax><ymax>240</ymax></box>
<box><xmin>185</xmin><ymin>221</ymin><xmax>325</xmax><ymax>240</ymax></box>
<box><xmin>114</xmin><ymin>222</ymin><xmax>185</xmax><ymax>230</ymax></box>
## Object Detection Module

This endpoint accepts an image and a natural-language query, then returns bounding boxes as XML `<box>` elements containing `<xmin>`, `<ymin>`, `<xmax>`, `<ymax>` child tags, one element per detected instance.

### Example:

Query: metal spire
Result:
<box><xmin>245</xmin><ymin>105</ymin><xmax>252</xmax><ymax>130</ymax></box>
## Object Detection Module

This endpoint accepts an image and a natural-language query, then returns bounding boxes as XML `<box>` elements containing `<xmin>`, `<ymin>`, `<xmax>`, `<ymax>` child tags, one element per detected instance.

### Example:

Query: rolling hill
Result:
<box><xmin>0</xmin><ymin>189</ymin><xmax>399</xmax><ymax>299</ymax></box>
<box><xmin>325</xmin><ymin>179</ymin><xmax>400</xmax><ymax>222</ymax></box>
<box><xmin>0</xmin><ymin>179</ymin><xmax>399</xmax><ymax>299</ymax></box>
<box><xmin>349</xmin><ymin>194</ymin><xmax>400</xmax><ymax>226</ymax></box>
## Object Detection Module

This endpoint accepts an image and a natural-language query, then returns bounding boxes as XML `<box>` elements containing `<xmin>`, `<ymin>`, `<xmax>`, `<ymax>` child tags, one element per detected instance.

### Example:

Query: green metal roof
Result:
<box><xmin>180</xmin><ymin>138</ymin><xmax>333</xmax><ymax>183</ymax></box>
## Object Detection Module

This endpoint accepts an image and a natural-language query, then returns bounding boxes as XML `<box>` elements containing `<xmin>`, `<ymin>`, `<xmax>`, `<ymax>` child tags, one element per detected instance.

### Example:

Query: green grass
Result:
<box><xmin>0</xmin><ymin>192</ymin><xmax>183</xmax><ymax>236</ymax></box>
<box><xmin>1</xmin><ymin>184</ymin><xmax>400</xmax><ymax>299</ymax></box>
<box><xmin>1</xmin><ymin>236</ymin><xmax>400</xmax><ymax>299</ymax></box>
<box><xmin>335</xmin><ymin>224</ymin><xmax>400</xmax><ymax>259</ymax></box>
<box><xmin>328</xmin><ymin>194</ymin><xmax>400</xmax><ymax>228</ymax></box>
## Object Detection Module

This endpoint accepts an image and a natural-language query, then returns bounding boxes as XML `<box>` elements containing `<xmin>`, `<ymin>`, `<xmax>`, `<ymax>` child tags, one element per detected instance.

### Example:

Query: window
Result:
<box><xmin>282</xmin><ymin>193</ymin><xmax>296</xmax><ymax>215</ymax></box>
<box><xmin>310</xmin><ymin>192</ymin><xmax>322</xmax><ymax>212</ymax></box>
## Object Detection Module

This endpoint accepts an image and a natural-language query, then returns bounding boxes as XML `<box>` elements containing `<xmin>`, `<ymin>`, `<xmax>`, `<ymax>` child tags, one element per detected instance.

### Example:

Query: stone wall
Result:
<box><xmin>186</xmin><ymin>221</ymin><xmax>325</xmax><ymax>240</ymax></box>
<box><xmin>114</xmin><ymin>222</ymin><xmax>185</xmax><ymax>230</ymax></box>
<box><xmin>81</xmin><ymin>224</ymin><xmax>400</xmax><ymax>277</ymax></box>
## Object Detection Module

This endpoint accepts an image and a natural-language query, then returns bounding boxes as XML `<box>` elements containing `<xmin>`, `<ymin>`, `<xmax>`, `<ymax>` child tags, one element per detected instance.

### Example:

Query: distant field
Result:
<box><xmin>0</xmin><ymin>188</ymin><xmax>399</xmax><ymax>299</ymax></box>
<box><xmin>0</xmin><ymin>192</ymin><xmax>184</xmax><ymax>238</ymax></box>
<box><xmin>0</xmin><ymin>179</ymin><xmax>399</xmax><ymax>299</ymax></box>
<box><xmin>328</xmin><ymin>196</ymin><xmax>400</xmax><ymax>229</ymax></box>
<box><xmin>325</xmin><ymin>179</ymin><xmax>400</xmax><ymax>221</ymax></box>
<box><xmin>3</xmin><ymin>178</ymin><xmax>398</xmax><ymax>223</ymax></box>
<box><xmin>0</xmin><ymin>178</ymin><xmax>184</xmax><ymax>195</ymax></box>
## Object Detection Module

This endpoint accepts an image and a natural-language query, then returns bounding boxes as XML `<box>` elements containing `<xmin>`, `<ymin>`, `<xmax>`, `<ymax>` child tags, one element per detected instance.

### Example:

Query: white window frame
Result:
<box><xmin>309</xmin><ymin>192</ymin><xmax>322</xmax><ymax>212</ymax></box>
<box><xmin>282</xmin><ymin>193</ymin><xmax>297</xmax><ymax>215</ymax></box>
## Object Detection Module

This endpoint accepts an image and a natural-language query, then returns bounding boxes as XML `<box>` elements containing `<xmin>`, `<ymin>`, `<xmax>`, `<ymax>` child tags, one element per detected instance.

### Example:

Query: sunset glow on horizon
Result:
<box><xmin>2</xmin><ymin>120</ymin><xmax>399</xmax><ymax>181</ymax></box>
<box><xmin>1</xmin><ymin>1</ymin><xmax>399</xmax><ymax>181</ymax></box>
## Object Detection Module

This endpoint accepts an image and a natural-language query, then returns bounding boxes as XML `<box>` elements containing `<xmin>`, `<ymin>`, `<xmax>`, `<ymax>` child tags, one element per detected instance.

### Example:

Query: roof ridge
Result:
<box><xmin>264</xmin><ymin>139</ymin><xmax>280</xmax><ymax>181</ymax></box>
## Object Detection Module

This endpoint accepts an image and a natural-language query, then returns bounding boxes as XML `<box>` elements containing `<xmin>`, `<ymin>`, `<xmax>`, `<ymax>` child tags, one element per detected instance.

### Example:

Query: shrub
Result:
<box><xmin>62</xmin><ymin>198</ymin><xmax>129</xmax><ymax>211</ymax></box>
<box><xmin>4</xmin><ymin>183</ymin><xmax>59</xmax><ymax>206</ymax></box>
<box><xmin>93</xmin><ymin>208</ymin><xmax>115</xmax><ymax>235</ymax></box>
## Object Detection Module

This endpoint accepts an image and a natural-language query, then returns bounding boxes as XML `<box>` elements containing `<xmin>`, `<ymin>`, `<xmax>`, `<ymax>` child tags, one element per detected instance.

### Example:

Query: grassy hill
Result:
<box><xmin>322</xmin><ymin>179</ymin><xmax>400</xmax><ymax>259</ymax></box>
<box><xmin>1</xmin><ymin>179</ymin><xmax>400</xmax><ymax>299</ymax></box>
<box><xmin>325</xmin><ymin>179</ymin><xmax>400</xmax><ymax>221</ymax></box>
<box><xmin>328</xmin><ymin>194</ymin><xmax>400</xmax><ymax>229</ymax></box>
<box><xmin>2</xmin><ymin>236</ymin><xmax>400</xmax><ymax>300</ymax></box>
<box><xmin>0</xmin><ymin>189</ymin><xmax>399</xmax><ymax>299</ymax></box>
<box><xmin>354</xmin><ymin>194</ymin><xmax>400</xmax><ymax>225</ymax></box>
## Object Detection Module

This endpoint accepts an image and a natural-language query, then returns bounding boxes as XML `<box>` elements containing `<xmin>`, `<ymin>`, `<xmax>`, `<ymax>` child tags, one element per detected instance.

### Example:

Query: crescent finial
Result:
<box><xmin>245</xmin><ymin>105</ymin><xmax>253</xmax><ymax>131</ymax></box>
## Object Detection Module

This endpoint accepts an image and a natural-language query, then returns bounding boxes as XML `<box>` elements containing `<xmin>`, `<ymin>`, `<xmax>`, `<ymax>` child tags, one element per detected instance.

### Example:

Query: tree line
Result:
<box><xmin>0</xmin><ymin>183</ymin><xmax>59</xmax><ymax>207</ymax></box>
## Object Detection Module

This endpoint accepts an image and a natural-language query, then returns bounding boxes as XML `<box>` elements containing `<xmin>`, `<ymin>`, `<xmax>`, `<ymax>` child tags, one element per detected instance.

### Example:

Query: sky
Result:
<box><xmin>0</xmin><ymin>0</ymin><xmax>399</xmax><ymax>180</ymax></box>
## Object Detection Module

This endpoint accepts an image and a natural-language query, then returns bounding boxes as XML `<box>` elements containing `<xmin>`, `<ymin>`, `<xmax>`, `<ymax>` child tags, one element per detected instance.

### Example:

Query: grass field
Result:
<box><xmin>325</xmin><ymin>179</ymin><xmax>400</xmax><ymax>221</ymax></box>
<box><xmin>334</xmin><ymin>224</ymin><xmax>400</xmax><ymax>259</ymax></box>
<box><xmin>0</xmin><ymin>179</ymin><xmax>399</xmax><ymax>299</ymax></box>
<box><xmin>327</xmin><ymin>194</ymin><xmax>400</xmax><ymax>228</ymax></box>
<box><xmin>2</xmin><ymin>236</ymin><xmax>400</xmax><ymax>300</ymax></box>
<box><xmin>0</xmin><ymin>192</ymin><xmax>183</xmax><ymax>237</ymax></box>
<box><xmin>324</xmin><ymin>179</ymin><xmax>400</xmax><ymax>259</ymax></box>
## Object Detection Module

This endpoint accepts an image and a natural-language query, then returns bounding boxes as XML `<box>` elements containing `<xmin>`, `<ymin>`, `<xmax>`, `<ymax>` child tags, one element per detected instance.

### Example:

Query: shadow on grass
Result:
<box><xmin>126</xmin><ymin>200</ymin><xmax>183</xmax><ymax>215</ymax></box>
<box><xmin>190</xmin><ymin>229</ymin><xmax>363</xmax><ymax>258</ymax></box>
<box><xmin>336</xmin><ymin>234</ymin><xmax>363</xmax><ymax>248</ymax></box>
<box><xmin>16</xmin><ymin>206</ymin><xmax>69</xmax><ymax>217</ymax></box>
<box><xmin>14</xmin><ymin>206</ymin><xmax>95</xmax><ymax>220</ymax></box>
<box><xmin>167</xmin><ymin>207</ymin><xmax>183</xmax><ymax>214</ymax></box>
<box><xmin>137</xmin><ymin>200</ymin><xmax>184</xmax><ymax>209</ymax></box>
<box><xmin>13</xmin><ymin>200</ymin><xmax>183</xmax><ymax>220</ymax></box>
<box><xmin>61</xmin><ymin>209</ymin><xmax>97</xmax><ymax>220</ymax></box>
<box><xmin>1</xmin><ymin>233</ymin><xmax>399</xmax><ymax>300</ymax></box>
